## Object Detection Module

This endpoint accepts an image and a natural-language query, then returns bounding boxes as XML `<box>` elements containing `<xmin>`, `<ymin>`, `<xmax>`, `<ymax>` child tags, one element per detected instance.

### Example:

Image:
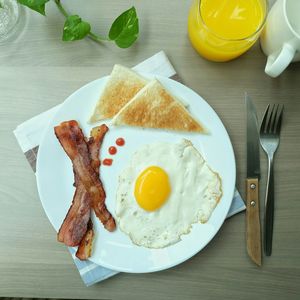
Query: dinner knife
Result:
<box><xmin>245</xmin><ymin>93</ymin><xmax>262</xmax><ymax>266</ymax></box>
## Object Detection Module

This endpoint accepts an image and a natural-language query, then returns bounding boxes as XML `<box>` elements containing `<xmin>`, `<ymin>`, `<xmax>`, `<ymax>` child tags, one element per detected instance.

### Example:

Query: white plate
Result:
<box><xmin>36</xmin><ymin>73</ymin><xmax>236</xmax><ymax>273</ymax></box>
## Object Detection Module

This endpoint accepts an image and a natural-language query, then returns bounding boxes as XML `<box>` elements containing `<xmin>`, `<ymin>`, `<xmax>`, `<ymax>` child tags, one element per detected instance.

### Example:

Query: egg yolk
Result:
<box><xmin>134</xmin><ymin>166</ymin><xmax>171</xmax><ymax>211</ymax></box>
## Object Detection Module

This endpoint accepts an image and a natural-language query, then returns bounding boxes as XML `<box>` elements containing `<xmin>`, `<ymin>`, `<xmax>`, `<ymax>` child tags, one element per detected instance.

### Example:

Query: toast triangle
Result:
<box><xmin>112</xmin><ymin>79</ymin><xmax>205</xmax><ymax>133</ymax></box>
<box><xmin>89</xmin><ymin>65</ymin><xmax>147</xmax><ymax>123</ymax></box>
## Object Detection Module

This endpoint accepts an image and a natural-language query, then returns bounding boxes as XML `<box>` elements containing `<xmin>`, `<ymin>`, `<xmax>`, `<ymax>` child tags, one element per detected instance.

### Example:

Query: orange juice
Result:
<box><xmin>188</xmin><ymin>0</ymin><xmax>267</xmax><ymax>62</ymax></box>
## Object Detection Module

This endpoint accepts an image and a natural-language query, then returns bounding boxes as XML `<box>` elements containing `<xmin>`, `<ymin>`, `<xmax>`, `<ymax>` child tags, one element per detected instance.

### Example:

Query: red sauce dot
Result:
<box><xmin>103</xmin><ymin>158</ymin><xmax>113</xmax><ymax>166</ymax></box>
<box><xmin>116</xmin><ymin>137</ymin><xmax>125</xmax><ymax>146</ymax></box>
<box><xmin>109</xmin><ymin>146</ymin><xmax>117</xmax><ymax>155</ymax></box>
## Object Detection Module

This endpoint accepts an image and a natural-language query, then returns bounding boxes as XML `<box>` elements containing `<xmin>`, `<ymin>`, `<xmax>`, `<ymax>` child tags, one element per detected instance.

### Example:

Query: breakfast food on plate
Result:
<box><xmin>112</xmin><ymin>79</ymin><xmax>205</xmax><ymax>133</ymax></box>
<box><xmin>89</xmin><ymin>64</ymin><xmax>206</xmax><ymax>133</ymax></box>
<box><xmin>54</xmin><ymin>121</ymin><xmax>115</xmax><ymax>260</ymax></box>
<box><xmin>57</xmin><ymin>177</ymin><xmax>91</xmax><ymax>247</ymax></box>
<box><xmin>57</xmin><ymin>125</ymin><xmax>106</xmax><ymax>248</ymax></box>
<box><xmin>55</xmin><ymin>121</ymin><xmax>115</xmax><ymax>232</ymax></box>
<box><xmin>89</xmin><ymin>64</ymin><xmax>148</xmax><ymax>123</ymax></box>
<box><xmin>75</xmin><ymin>220</ymin><xmax>94</xmax><ymax>260</ymax></box>
<box><xmin>75</xmin><ymin>125</ymin><xmax>109</xmax><ymax>259</ymax></box>
<box><xmin>53</xmin><ymin>64</ymin><xmax>213</xmax><ymax>257</ymax></box>
<box><xmin>116</xmin><ymin>139</ymin><xmax>222</xmax><ymax>248</ymax></box>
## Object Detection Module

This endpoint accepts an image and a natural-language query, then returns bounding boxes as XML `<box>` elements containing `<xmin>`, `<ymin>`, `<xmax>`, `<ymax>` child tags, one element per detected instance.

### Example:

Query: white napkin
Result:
<box><xmin>14</xmin><ymin>51</ymin><xmax>246</xmax><ymax>286</ymax></box>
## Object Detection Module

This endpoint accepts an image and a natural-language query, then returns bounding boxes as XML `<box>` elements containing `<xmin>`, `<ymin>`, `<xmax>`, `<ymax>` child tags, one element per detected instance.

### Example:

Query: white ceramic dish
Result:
<box><xmin>36</xmin><ymin>73</ymin><xmax>236</xmax><ymax>273</ymax></box>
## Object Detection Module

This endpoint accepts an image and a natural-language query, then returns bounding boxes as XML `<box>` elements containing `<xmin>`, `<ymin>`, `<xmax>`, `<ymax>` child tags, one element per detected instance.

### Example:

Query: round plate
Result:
<box><xmin>36</xmin><ymin>73</ymin><xmax>236</xmax><ymax>273</ymax></box>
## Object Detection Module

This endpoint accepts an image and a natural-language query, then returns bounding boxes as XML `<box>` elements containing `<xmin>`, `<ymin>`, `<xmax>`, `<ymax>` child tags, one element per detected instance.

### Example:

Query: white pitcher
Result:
<box><xmin>260</xmin><ymin>0</ymin><xmax>300</xmax><ymax>77</ymax></box>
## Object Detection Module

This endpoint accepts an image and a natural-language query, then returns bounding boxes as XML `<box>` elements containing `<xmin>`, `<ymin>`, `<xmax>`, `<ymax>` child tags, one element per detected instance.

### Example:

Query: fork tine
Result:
<box><xmin>275</xmin><ymin>105</ymin><xmax>284</xmax><ymax>134</ymax></box>
<box><xmin>260</xmin><ymin>104</ymin><xmax>270</xmax><ymax>133</ymax></box>
<box><xmin>266</xmin><ymin>105</ymin><xmax>276</xmax><ymax>133</ymax></box>
<box><xmin>271</xmin><ymin>104</ymin><xmax>279</xmax><ymax>133</ymax></box>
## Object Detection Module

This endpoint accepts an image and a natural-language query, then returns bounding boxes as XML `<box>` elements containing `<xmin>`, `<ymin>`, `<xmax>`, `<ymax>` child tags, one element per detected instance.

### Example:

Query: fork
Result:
<box><xmin>259</xmin><ymin>104</ymin><xmax>284</xmax><ymax>256</ymax></box>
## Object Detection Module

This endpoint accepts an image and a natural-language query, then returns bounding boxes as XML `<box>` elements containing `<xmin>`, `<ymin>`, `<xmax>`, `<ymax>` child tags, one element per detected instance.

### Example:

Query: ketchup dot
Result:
<box><xmin>103</xmin><ymin>158</ymin><xmax>113</xmax><ymax>166</ymax></box>
<box><xmin>116</xmin><ymin>137</ymin><xmax>125</xmax><ymax>146</ymax></box>
<box><xmin>109</xmin><ymin>146</ymin><xmax>117</xmax><ymax>155</ymax></box>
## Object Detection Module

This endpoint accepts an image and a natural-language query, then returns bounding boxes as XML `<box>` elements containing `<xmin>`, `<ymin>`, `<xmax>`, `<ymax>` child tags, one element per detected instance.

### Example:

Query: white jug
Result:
<box><xmin>260</xmin><ymin>0</ymin><xmax>300</xmax><ymax>77</ymax></box>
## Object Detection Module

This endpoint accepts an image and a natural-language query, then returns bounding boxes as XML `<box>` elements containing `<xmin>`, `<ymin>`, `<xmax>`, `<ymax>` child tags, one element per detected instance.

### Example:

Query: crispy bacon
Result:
<box><xmin>57</xmin><ymin>184</ymin><xmax>90</xmax><ymax>247</ymax></box>
<box><xmin>54</xmin><ymin>121</ymin><xmax>116</xmax><ymax>232</ymax></box>
<box><xmin>88</xmin><ymin>126</ymin><xmax>107</xmax><ymax>174</ymax></box>
<box><xmin>75</xmin><ymin>125</ymin><xmax>109</xmax><ymax>259</ymax></box>
<box><xmin>57</xmin><ymin>125</ymin><xmax>108</xmax><ymax>248</ymax></box>
<box><xmin>75</xmin><ymin>219</ymin><xmax>94</xmax><ymax>260</ymax></box>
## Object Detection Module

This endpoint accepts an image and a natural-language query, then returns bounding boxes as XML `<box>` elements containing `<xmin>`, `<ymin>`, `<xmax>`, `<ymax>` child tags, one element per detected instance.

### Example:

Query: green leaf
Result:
<box><xmin>109</xmin><ymin>6</ymin><xmax>139</xmax><ymax>48</ymax></box>
<box><xmin>62</xmin><ymin>15</ymin><xmax>91</xmax><ymax>41</ymax></box>
<box><xmin>17</xmin><ymin>0</ymin><xmax>49</xmax><ymax>16</ymax></box>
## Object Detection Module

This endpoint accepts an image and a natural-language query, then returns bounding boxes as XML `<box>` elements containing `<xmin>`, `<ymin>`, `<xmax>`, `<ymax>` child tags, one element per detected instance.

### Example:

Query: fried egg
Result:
<box><xmin>115</xmin><ymin>139</ymin><xmax>222</xmax><ymax>248</ymax></box>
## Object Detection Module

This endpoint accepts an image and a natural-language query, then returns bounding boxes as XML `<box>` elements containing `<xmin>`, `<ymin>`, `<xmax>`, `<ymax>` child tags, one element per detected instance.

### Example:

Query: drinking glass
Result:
<box><xmin>188</xmin><ymin>0</ymin><xmax>268</xmax><ymax>62</ymax></box>
<box><xmin>0</xmin><ymin>0</ymin><xmax>25</xmax><ymax>42</ymax></box>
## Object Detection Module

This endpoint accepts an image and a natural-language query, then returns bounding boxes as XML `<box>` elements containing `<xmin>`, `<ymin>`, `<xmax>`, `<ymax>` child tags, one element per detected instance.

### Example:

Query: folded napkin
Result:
<box><xmin>14</xmin><ymin>51</ymin><xmax>245</xmax><ymax>287</ymax></box>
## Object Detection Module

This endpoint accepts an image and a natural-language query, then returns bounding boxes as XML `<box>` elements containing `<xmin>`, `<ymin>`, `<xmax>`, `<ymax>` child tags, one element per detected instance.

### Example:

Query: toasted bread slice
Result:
<box><xmin>112</xmin><ymin>79</ymin><xmax>205</xmax><ymax>133</ymax></box>
<box><xmin>89</xmin><ymin>65</ymin><xmax>147</xmax><ymax>123</ymax></box>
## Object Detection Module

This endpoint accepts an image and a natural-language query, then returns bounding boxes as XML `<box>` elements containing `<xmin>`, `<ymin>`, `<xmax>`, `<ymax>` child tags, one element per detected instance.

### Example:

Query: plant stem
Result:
<box><xmin>89</xmin><ymin>31</ymin><xmax>110</xmax><ymax>42</ymax></box>
<box><xmin>54</xmin><ymin>0</ymin><xmax>68</xmax><ymax>18</ymax></box>
<box><xmin>54</xmin><ymin>0</ymin><xmax>109</xmax><ymax>42</ymax></box>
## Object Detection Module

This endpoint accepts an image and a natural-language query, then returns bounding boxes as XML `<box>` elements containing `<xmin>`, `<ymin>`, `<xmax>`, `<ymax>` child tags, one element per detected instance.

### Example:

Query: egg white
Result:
<box><xmin>115</xmin><ymin>139</ymin><xmax>222</xmax><ymax>248</ymax></box>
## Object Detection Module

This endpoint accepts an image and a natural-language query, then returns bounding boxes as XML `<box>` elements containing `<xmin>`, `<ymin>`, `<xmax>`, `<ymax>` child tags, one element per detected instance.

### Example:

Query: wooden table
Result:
<box><xmin>1</xmin><ymin>1</ymin><xmax>299</xmax><ymax>299</ymax></box>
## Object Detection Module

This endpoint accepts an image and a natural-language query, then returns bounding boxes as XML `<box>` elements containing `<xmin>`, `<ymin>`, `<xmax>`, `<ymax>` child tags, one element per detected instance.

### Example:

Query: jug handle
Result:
<box><xmin>265</xmin><ymin>43</ymin><xmax>295</xmax><ymax>78</ymax></box>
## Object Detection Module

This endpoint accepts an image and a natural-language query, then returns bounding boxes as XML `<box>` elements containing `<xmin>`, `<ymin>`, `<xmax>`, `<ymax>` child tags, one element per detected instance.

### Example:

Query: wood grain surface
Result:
<box><xmin>0</xmin><ymin>0</ymin><xmax>300</xmax><ymax>299</ymax></box>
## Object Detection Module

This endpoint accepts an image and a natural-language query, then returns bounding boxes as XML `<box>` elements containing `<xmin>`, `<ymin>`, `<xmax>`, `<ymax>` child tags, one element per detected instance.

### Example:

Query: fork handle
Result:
<box><xmin>265</xmin><ymin>156</ymin><xmax>274</xmax><ymax>256</ymax></box>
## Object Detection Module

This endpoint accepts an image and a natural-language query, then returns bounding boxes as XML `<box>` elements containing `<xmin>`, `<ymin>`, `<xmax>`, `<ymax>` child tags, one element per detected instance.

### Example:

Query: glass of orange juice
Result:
<box><xmin>188</xmin><ymin>0</ymin><xmax>268</xmax><ymax>62</ymax></box>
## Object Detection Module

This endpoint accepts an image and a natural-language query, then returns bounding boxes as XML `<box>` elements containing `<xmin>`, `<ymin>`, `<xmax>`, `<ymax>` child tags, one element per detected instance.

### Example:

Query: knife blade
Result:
<box><xmin>245</xmin><ymin>93</ymin><xmax>262</xmax><ymax>266</ymax></box>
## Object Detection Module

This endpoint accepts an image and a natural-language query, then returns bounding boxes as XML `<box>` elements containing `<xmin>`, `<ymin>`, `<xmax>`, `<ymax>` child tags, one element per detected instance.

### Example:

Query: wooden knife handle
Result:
<box><xmin>246</xmin><ymin>178</ymin><xmax>262</xmax><ymax>266</ymax></box>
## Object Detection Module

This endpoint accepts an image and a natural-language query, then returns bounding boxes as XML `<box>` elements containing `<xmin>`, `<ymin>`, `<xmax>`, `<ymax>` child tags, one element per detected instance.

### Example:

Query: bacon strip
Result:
<box><xmin>75</xmin><ymin>219</ymin><xmax>94</xmax><ymax>260</ymax></box>
<box><xmin>88</xmin><ymin>126</ymin><xmax>107</xmax><ymax>174</ymax></box>
<box><xmin>55</xmin><ymin>121</ymin><xmax>115</xmax><ymax>233</ymax></box>
<box><xmin>57</xmin><ymin>184</ymin><xmax>90</xmax><ymax>247</ymax></box>
<box><xmin>57</xmin><ymin>125</ymin><xmax>109</xmax><ymax>248</ymax></box>
<box><xmin>75</xmin><ymin>125</ymin><xmax>109</xmax><ymax>259</ymax></box>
